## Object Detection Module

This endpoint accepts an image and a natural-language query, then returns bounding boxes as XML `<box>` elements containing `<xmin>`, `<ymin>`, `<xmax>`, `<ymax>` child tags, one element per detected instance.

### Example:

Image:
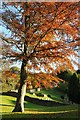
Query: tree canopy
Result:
<box><xmin>0</xmin><ymin>2</ymin><xmax>80</xmax><ymax>112</ymax></box>
<box><xmin>1</xmin><ymin>2</ymin><xmax>79</xmax><ymax>72</ymax></box>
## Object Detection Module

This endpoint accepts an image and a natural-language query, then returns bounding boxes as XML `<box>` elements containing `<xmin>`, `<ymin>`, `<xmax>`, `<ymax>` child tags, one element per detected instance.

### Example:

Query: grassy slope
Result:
<box><xmin>0</xmin><ymin>95</ymin><xmax>78</xmax><ymax>112</ymax></box>
<box><xmin>26</xmin><ymin>88</ymin><xmax>65</xmax><ymax>103</ymax></box>
<box><xmin>0</xmin><ymin>95</ymin><xmax>79</xmax><ymax>119</ymax></box>
<box><xmin>36</xmin><ymin>88</ymin><xmax>64</xmax><ymax>102</ymax></box>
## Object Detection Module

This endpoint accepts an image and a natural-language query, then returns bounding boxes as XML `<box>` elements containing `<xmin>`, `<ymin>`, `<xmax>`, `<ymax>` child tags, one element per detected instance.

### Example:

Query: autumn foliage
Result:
<box><xmin>1</xmin><ymin>2</ymin><xmax>80</xmax><ymax>88</ymax></box>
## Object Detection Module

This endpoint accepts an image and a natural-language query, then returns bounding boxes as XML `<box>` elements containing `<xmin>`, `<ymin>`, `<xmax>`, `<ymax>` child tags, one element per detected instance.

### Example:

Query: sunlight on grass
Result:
<box><xmin>1</xmin><ymin>109</ymin><xmax>77</xmax><ymax>114</ymax></box>
<box><xmin>25</xmin><ymin>88</ymin><xmax>64</xmax><ymax>103</ymax></box>
<box><xmin>0</xmin><ymin>95</ymin><xmax>78</xmax><ymax>113</ymax></box>
<box><xmin>26</xmin><ymin>92</ymin><xmax>53</xmax><ymax>101</ymax></box>
<box><xmin>0</xmin><ymin>95</ymin><xmax>16</xmax><ymax>112</ymax></box>
<box><xmin>37</xmin><ymin>88</ymin><xmax>64</xmax><ymax>102</ymax></box>
<box><xmin>0</xmin><ymin>94</ymin><xmax>79</xmax><ymax>119</ymax></box>
<box><xmin>1</xmin><ymin>110</ymin><xmax>79</xmax><ymax>119</ymax></box>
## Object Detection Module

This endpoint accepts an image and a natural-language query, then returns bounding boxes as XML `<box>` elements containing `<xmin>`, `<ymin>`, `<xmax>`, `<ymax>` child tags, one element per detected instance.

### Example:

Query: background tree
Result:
<box><xmin>10</xmin><ymin>66</ymin><xmax>20</xmax><ymax>74</ymax></box>
<box><xmin>57</xmin><ymin>70</ymin><xmax>73</xmax><ymax>93</ymax></box>
<box><xmin>0</xmin><ymin>2</ymin><xmax>80</xmax><ymax>112</ymax></box>
<box><xmin>57</xmin><ymin>69</ymin><xmax>73</xmax><ymax>81</ymax></box>
<box><xmin>1</xmin><ymin>66</ymin><xmax>20</xmax><ymax>92</ymax></box>
<box><xmin>76</xmin><ymin>69</ymin><xmax>80</xmax><ymax>74</ymax></box>
<box><xmin>68</xmin><ymin>73</ymin><xmax>80</xmax><ymax>104</ymax></box>
<box><xmin>0</xmin><ymin>58</ymin><xmax>11</xmax><ymax>92</ymax></box>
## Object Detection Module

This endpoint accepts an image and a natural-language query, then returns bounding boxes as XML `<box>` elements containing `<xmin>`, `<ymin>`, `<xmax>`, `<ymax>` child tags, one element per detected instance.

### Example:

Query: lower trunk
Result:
<box><xmin>12</xmin><ymin>60</ymin><xmax>27</xmax><ymax>112</ymax></box>
<box><xmin>12</xmin><ymin>83</ymin><xmax>26</xmax><ymax>112</ymax></box>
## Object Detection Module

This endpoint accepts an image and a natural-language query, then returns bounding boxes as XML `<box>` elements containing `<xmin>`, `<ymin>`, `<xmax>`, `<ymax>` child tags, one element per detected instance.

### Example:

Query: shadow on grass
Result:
<box><xmin>1</xmin><ymin>110</ymin><xmax>79</xmax><ymax>120</ymax></box>
<box><xmin>0</xmin><ymin>104</ymin><xmax>14</xmax><ymax>107</ymax></box>
<box><xmin>2</xmin><ymin>118</ymin><xmax>79</xmax><ymax>120</ymax></box>
<box><xmin>1</xmin><ymin>92</ymin><xmax>79</xmax><ymax>120</ymax></box>
<box><xmin>2</xmin><ymin>92</ymin><xmax>67</xmax><ymax>107</ymax></box>
<box><xmin>1</xmin><ymin>97</ymin><xmax>70</xmax><ymax>113</ymax></box>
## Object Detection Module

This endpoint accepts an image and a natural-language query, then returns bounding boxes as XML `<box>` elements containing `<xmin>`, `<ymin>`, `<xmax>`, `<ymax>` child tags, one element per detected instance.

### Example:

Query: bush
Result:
<box><xmin>47</xmin><ymin>94</ymin><xmax>51</xmax><ymax>98</ymax></box>
<box><xmin>58</xmin><ymin>82</ymin><xmax>68</xmax><ymax>93</ymax></box>
<box><xmin>61</xmin><ymin>95</ymin><xmax>64</xmax><ymax>100</ymax></box>
<box><xmin>67</xmin><ymin>73</ymin><xmax>80</xmax><ymax>104</ymax></box>
<box><xmin>36</xmin><ymin>93</ymin><xmax>44</xmax><ymax>97</ymax></box>
<box><xmin>57</xmin><ymin>70</ymin><xmax>73</xmax><ymax>82</ymax></box>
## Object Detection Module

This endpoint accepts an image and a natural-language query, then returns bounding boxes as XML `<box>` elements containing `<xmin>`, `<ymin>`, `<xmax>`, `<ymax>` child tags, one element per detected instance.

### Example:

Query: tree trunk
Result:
<box><xmin>12</xmin><ymin>59</ymin><xmax>27</xmax><ymax>112</ymax></box>
<box><xmin>12</xmin><ymin>13</ymin><xmax>29</xmax><ymax>112</ymax></box>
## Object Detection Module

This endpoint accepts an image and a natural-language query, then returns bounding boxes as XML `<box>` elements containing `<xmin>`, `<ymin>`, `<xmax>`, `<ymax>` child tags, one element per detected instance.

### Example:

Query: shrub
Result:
<box><xmin>58</xmin><ymin>82</ymin><xmax>68</xmax><ymax>93</ymax></box>
<box><xmin>67</xmin><ymin>73</ymin><xmax>80</xmax><ymax>104</ymax></box>
<box><xmin>36</xmin><ymin>93</ymin><xmax>44</xmax><ymax>97</ymax></box>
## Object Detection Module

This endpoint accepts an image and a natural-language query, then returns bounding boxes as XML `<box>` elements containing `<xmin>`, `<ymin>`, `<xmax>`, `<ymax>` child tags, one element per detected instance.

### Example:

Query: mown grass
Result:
<box><xmin>0</xmin><ymin>87</ymin><xmax>80</xmax><ymax>119</ymax></box>
<box><xmin>0</xmin><ymin>95</ymin><xmax>79</xmax><ymax>120</ymax></box>
<box><xmin>26</xmin><ymin>88</ymin><xmax>65</xmax><ymax>103</ymax></box>
<box><xmin>0</xmin><ymin>95</ymin><xmax>78</xmax><ymax>112</ymax></box>
<box><xmin>1</xmin><ymin>111</ymin><xmax>79</xmax><ymax>119</ymax></box>
<box><xmin>36</xmin><ymin>88</ymin><xmax>64</xmax><ymax>102</ymax></box>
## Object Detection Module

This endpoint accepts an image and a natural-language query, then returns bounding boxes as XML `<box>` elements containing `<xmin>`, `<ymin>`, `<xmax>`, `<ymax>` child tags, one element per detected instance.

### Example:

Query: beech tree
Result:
<box><xmin>0</xmin><ymin>2</ymin><xmax>80</xmax><ymax>112</ymax></box>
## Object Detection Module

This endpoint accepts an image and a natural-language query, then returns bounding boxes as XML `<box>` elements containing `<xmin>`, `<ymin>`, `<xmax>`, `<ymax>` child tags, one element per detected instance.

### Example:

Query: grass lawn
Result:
<box><xmin>0</xmin><ymin>94</ymin><xmax>79</xmax><ymax>120</ymax></box>
<box><xmin>26</xmin><ymin>88</ymin><xmax>65</xmax><ymax>103</ymax></box>
<box><xmin>35</xmin><ymin>88</ymin><xmax>65</xmax><ymax>102</ymax></box>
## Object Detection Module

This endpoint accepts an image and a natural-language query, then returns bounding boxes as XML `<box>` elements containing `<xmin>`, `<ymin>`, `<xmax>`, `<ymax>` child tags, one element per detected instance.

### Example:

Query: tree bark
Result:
<box><xmin>12</xmin><ymin>10</ymin><xmax>29</xmax><ymax>112</ymax></box>
<box><xmin>12</xmin><ymin>59</ymin><xmax>27</xmax><ymax>112</ymax></box>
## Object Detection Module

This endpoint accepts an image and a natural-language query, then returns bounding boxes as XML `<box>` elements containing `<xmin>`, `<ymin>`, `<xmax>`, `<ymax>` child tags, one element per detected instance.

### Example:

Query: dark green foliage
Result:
<box><xmin>47</xmin><ymin>94</ymin><xmax>51</xmax><ymax>98</ymax></box>
<box><xmin>77</xmin><ymin>70</ymin><xmax>80</xmax><ymax>83</ymax></box>
<box><xmin>67</xmin><ymin>73</ymin><xmax>80</xmax><ymax>104</ymax></box>
<box><xmin>36</xmin><ymin>93</ymin><xmax>44</xmax><ymax>97</ymax></box>
<box><xmin>55</xmin><ymin>70</ymin><xmax>73</xmax><ymax>94</ymax></box>
<box><xmin>57</xmin><ymin>70</ymin><xmax>80</xmax><ymax>103</ymax></box>
<box><xmin>76</xmin><ymin>69</ymin><xmax>80</xmax><ymax>74</ymax></box>
<box><xmin>57</xmin><ymin>70</ymin><xmax>73</xmax><ymax>82</ymax></box>
<box><xmin>58</xmin><ymin>82</ymin><xmax>68</xmax><ymax>94</ymax></box>
<box><xmin>60</xmin><ymin>95</ymin><xmax>64</xmax><ymax>100</ymax></box>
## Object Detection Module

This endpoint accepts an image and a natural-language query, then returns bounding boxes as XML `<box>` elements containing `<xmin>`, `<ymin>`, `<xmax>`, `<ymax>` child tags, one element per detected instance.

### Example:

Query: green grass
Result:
<box><xmin>0</xmin><ymin>95</ymin><xmax>78</xmax><ymax>112</ymax></box>
<box><xmin>26</xmin><ymin>88</ymin><xmax>65</xmax><ymax>103</ymax></box>
<box><xmin>36</xmin><ymin>88</ymin><xmax>64</xmax><ymax>102</ymax></box>
<box><xmin>0</xmin><ymin>95</ymin><xmax>79</xmax><ymax>119</ymax></box>
<box><xmin>0</xmin><ymin>88</ymin><xmax>79</xmax><ymax>119</ymax></box>
<box><xmin>1</xmin><ymin>111</ymin><xmax>79</xmax><ymax>119</ymax></box>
